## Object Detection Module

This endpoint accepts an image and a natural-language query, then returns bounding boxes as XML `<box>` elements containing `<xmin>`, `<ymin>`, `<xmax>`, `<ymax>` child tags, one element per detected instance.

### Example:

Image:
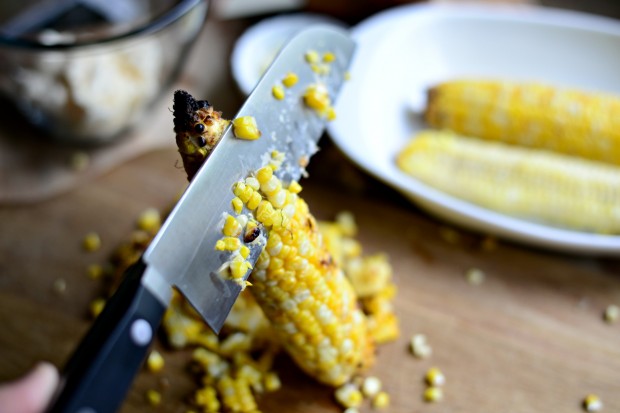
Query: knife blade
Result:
<box><xmin>46</xmin><ymin>25</ymin><xmax>355</xmax><ymax>413</ymax></box>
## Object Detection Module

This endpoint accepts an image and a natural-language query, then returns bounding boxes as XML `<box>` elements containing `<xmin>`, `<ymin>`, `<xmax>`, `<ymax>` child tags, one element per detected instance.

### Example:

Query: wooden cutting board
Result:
<box><xmin>1</xmin><ymin>143</ymin><xmax>619</xmax><ymax>413</ymax></box>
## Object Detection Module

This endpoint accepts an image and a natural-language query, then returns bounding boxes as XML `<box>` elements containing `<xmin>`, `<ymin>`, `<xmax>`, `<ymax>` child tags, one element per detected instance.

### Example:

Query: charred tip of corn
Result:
<box><xmin>173</xmin><ymin>90</ymin><xmax>211</xmax><ymax>134</ymax></box>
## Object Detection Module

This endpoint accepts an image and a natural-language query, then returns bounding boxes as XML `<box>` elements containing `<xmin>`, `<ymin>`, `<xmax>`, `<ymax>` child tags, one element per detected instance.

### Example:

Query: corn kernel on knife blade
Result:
<box><xmin>47</xmin><ymin>25</ymin><xmax>355</xmax><ymax>413</ymax></box>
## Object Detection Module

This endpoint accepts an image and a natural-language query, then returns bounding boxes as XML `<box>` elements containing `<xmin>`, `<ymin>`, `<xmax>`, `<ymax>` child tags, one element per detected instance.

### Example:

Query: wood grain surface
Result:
<box><xmin>1</xmin><ymin>3</ymin><xmax>620</xmax><ymax>413</ymax></box>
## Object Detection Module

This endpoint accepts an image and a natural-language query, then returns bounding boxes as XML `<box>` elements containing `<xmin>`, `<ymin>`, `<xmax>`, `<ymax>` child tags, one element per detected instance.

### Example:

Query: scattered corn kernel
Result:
<box><xmin>246</xmin><ymin>191</ymin><xmax>262</xmax><ymax>210</ymax></box>
<box><xmin>282</xmin><ymin>72</ymin><xmax>298</xmax><ymax>88</ymax></box>
<box><xmin>223</xmin><ymin>214</ymin><xmax>242</xmax><ymax>237</ymax></box>
<box><xmin>146</xmin><ymin>389</ymin><xmax>162</xmax><ymax>406</ymax></box>
<box><xmin>231</xmin><ymin>197</ymin><xmax>244</xmax><ymax>214</ymax></box>
<box><xmin>410</xmin><ymin>333</ymin><xmax>432</xmax><ymax>359</ymax></box>
<box><xmin>232</xmin><ymin>116</ymin><xmax>261</xmax><ymax>140</ymax></box>
<box><xmin>272</xmin><ymin>85</ymin><xmax>285</xmax><ymax>100</ymax></box>
<box><xmin>195</xmin><ymin>386</ymin><xmax>220</xmax><ymax>412</ymax></box>
<box><xmin>583</xmin><ymin>394</ymin><xmax>603</xmax><ymax>412</ymax></box>
<box><xmin>323</xmin><ymin>51</ymin><xmax>336</xmax><ymax>63</ymax></box>
<box><xmin>326</xmin><ymin>106</ymin><xmax>337</xmax><ymax>121</ymax></box>
<box><xmin>303</xmin><ymin>84</ymin><xmax>331</xmax><ymax>113</ymax></box>
<box><xmin>335</xmin><ymin>383</ymin><xmax>363</xmax><ymax>409</ymax></box>
<box><xmin>215</xmin><ymin>237</ymin><xmax>241</xmax><ymax>251</ymax></box>
<box><xmin>304</xmin><ymin>49</ymin><xmax>319</xmax><ymax>63</ymax></box>
<box><xmin>423</xmin><ymin>386</ymin><xmax>443</xmax><ymax>403</ymax></box>
<box><xmin>230</xmin><ymin>257</ymin><xmax>252</xmax><ymax>279</ymax></box>
<box><xmin>52</xmin><ymin>278</ymin><xmax>66</xmax><ymax>295</ymax></box>
<box><xmin>137</xmin><ymin>208</ymin><xmax>161</xmax><ymax>232</ymax></box>
<box><xmin>604</xmin><ymin>304</ymin><xmax>619</xmax><ymax>323</ymax></box>
<box><xmin>240</xmin><ymin>245</ymin><xmax>250</xmax><ymax>259</ymax></box>
<box><xmin>86</xmin><ymin>264</ymin><xmax>104</xmax><ymax>280</ymax></box>
<box><xmin>83</xmin><ymin>232</ymin><xmax>101</xmax><ymax>252</ymax></box>
<box><xmin>362</xmin><ymin>376</ymin><xmax>382</xmax><ymax>397</ymax></box>
<box><xmin>89</xmin><ymin>298</ymin><xmax>106</xmax><ymax>318</ymax></box>
<box><xmin>147</xmin><ymin>350</ymin><xmax>165</xmax><ymax>373</ymax></box>
<box><xmin>256</xmin><ymin>166</ymin><xmax>273</xmax><ymax>184</ymax></box>
<box><xmin>425</xmin><ymin>367</ymin><xmax>445</xmax><ymax>386</ymax></box>
<box><xmin>465</xmin><ymin>268</ymin><xmax>485</xmax><ymax>285</ymax></box>
<box><xmin>372</xmin><ymin>391</ymin><xmax>390</xmax><ymax>408</ymax></box>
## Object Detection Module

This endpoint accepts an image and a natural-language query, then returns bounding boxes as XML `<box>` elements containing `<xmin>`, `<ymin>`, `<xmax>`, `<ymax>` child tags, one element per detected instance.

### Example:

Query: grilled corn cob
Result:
<box><xmin>425</xmin><ymin>79</ymin><xmax>620</xmax><ymax>165</ymax></box>
<box><xmin>173</xmin><ymin>90</ymin><xmax>374</xmax><ymax>386</ymax></box>
<box><xmin>397</xmin><ymin>130</ymin><xmax>620</xmax><ymax>233</ymax></box>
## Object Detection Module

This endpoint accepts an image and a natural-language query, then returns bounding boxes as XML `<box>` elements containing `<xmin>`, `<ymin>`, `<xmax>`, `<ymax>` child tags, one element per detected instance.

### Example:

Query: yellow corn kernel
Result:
<box><xmin>583</xmin><ymin>394</ymin><xmax>603</xmax><ymax>412</ymax></box>
<box><xmin>282</xmin><ymin>72</ymin><xmax>298</xmax><ymax>88</ymax></box>
<box><xmin>232</xmin><ymin>116</ymin><xmax>261</xmax><ymax>140</ymax></box>
<box><xmin>303</xmin><ymin>84</ymin><xmax>331</xmax><ymax>112</ymax></box>
<box><xmin>397</xmin><ymin>130</ymin><xmax>620</xmax><ymax>234</ymax></box>
<box><xmin>425</xmin><ymin>367</ymin><xmax>445</xmax><ymax>386</ymax></box>
<box><xmin>305</xmin><ymin>49</ymin><xmax>320</xmax><ymax>63</ymax></box>
<box><xmin>137</xmin><ymin>208</ymin><xmax>161</xmax><ymax>232</ymax></box>
<box><xmin>230</xmin><ymin>257</ymin><xmax>252</xmax><ymax>279</ymax></box>
<box><xmin>287</xmin><ymin>180</ymin><xmax>302</xmax><ymax>194</ymax></box>
<box><xmin>334</xmin><ymin>383</ymin><xmax>363</xmax><ymax>409</ymax></box>
<box><xmin>195</xmin><ymin>386</ymin><xmax>220</xmax><ymax>412</ymax></box>
<box><xmin>362</xmin><ymin>376</ymin><xmax>382</xmax><ymax>398</ymax></box>
<box><xmin>89</xmin><ymin>298</ymin><xmax>106</xmax><ymax>318</ymax></box>
<box><xmin>215</xmin><ymin>237</ymin><xmax>241</xmax><ymax>251</ymax></box>
<box><xmin>233</xmin><ymin>182</ymin><xmax>253</xmax><ymax>203</ymax></box>
<box><xmin>326</xmin><ymin>106</ymin><xmax>337</xmax><ymax>121</ymax></box>
<box><xmin>146</xmin><ymin>350</ymin><xmax>165</xmax><ymax>373</ymax></box>
<box><xmin>256</xmin><ymin>166</ymin><xmax>273</xmax><ymax>185</ymax></box>
<box><xmin>604</xmin><ymin>304</ymin><xmax>619</xmax><ymax>323</ymax></box>
<box><xmin>83</xmin><ymin>232</ymin><xmax>101</xmax><ymax>252</ymax></box>
<box><xmin>145</xmin><ymin>389</ymin><xmax>161</xmax><ymax>406</ymax></box>
<box><xmin>255</xmin><ymin>200</ymin><xmax>276</xmax><ymax>225</ymax></box>
<box><xmin>239</xmin><ymin>245</ymin><xmax>250</xmax><ymax>259</ymax></box>
<box><xmin>246</xmin><ymin>191</ymin><xmax>262</xmax><ymax>210</ymax></box>
<box><xmin>272</xmin><ymin>85</ymin><xmax>285</xmax><ymax>100</ymax></box>
<box><xmin>372</xmin><ymin>391</ymin><xmax>390</xmax><ymax>408</ymax></box>
<box><xmin>264</xmin><ymin>372</ymin><xmax>281</xmax><ymax>392</ymax></box>
<box><xmin>410</xmin><ymin>333</ymin><xmax>432</xmax><ymax>359</ymax></box>
<box><xmin>465</xmin><ymin>267</ymin><xmax>485</xmax><ymax>285</ymax></box>
<box><xmin>223</xmin><ymin>215</ymin><xmax>242</xmax><ymax>237</ymax></box>
<box><xmin>423</xmin><ymin>386</ymin><xmax>443</xmax><ymax>403</ymax></box>
<box><xmin>86</xmin><ymin>264</ymin><xmax>104</xmax><ymax>280</ymax></box>
<box><xmin>425</xmin><ymin>79</ymin><xmax>620</xmax><ymax>165</ymax></box>
<box><xmin>231</xmin><ymin>197</ymin><xmax>243</xmax><ymax>214</ymax></box>
<box><xmin>323</xmin><ymin>51</ymin><xmax>336</xmax><ymax>63</ymax></box>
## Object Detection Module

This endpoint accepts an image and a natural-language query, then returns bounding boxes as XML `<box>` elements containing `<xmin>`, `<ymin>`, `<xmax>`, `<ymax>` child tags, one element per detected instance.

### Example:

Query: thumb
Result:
<box><xmin>0</xmin><ymin>362</ymin><xmax>59</xmax><ymax>413</ymax></box>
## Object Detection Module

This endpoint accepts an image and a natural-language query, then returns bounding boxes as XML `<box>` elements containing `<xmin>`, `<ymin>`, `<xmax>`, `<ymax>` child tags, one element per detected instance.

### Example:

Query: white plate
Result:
<box><xmin>231</xmin><ymin>13</ymin><xmax>347</xmax><ymax>95</ymax></box>
<box><xmin>328</xmin><ymin>3</ymin><xmax>620</xmax><ymax>255</ymax></box>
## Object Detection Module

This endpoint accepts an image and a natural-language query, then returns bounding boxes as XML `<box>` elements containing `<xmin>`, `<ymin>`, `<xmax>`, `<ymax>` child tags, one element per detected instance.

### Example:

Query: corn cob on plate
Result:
<box><xmin>327</xmin><ymin>3</ymin><xmax>620</xmax><ymax>254</ymax></box>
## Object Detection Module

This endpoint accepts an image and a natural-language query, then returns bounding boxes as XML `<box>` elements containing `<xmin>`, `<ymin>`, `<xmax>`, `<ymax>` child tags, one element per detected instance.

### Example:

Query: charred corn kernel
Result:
<box><xmin>334</xmin><ymin>383</ymin><xmax>363</xmax><ymax>408</ymax></box>
<box><xmin>397</xmin><ymin>130</ymin><xmax>620</xmax><ymax>234</ymax></box>
<box><xmin>423</xmin><ymin>386</ymin><xmax>443</xmax><ymax>403</ymax></box>
<box><xmin>195</xmin><ymin>386</ymin><xmax>220</xmax><ymax>412</ymax></box>
<box><xmin>146</xmin><ymin>350</ymin><xmax>165</xmax><ymax>373</ymax></box>
<box><xmin>323</xmin><ymin>51</ymin><xmax>336</xmax><ymax>63</ymax></box>
<box><xmin>425</xmin><ymin>367</ymin><xmax>445</xmax><ymax>386</ymax></box>
<box><xmin>263</xmin><ymin>372</ymin><xmax>281</xmax><ymax>392</ymax></box>
<box><xmin>231</xmin><ymin>197</ymin><xmax>244</xmax><ymax>214</ymax></box>
<box><xmin>232</xmin><ymin>116</ymin><xmax>261</xmax><ymax>140</ymax></box>
<box><xmin>305</xmin><ymin>49</ymin><xmax>320</xmax><ymax>63</ymax></box>
<box><xmin>465</xmin><ymin>268</ymin><xmax>485</xmax><ymax>285</ymax></box>
<box><xmin>145</xmin><ymin>389</ymin><xmax>161</xmax><ymax>406</ymax></box>
<box><xmin>288</xmin><ymin>180</ymin><xmax>302</xmax><ymax>194</ymax></box>
<box><xmin>272</xmin><ymin>85</ymin><xmax>285</xmax><ymax>100</ymax></box>
<box><xmin>282</xmin><ymin>72</ymin><xmax>298</xmax><ymax>88</ymax></box>
<box><xmin>89</xmin><ymin>298</ymin><xmax>106</xmax><ymax>318</ymax></box>
<box><xmin>86</xmin><ymin>264</ymin><xmax>104</xmax><ymax>280</ymax></box>
<box><xmin>223</xmin><ymin>215</ymin><xmax>242</xmax><ymax>237</ymax></box>
<box><xmin>362</xmin><ymin>376</ymin><xmax>382</xmax><ymax>397</ymax></box>
<box><xmin>425</xmin><ymin>79</ymin><xmax>620</xmax><ymax>165</ymax></box>
<box><xmin>215</xmin><ymin>237</ymin><xmax>241</xmax><ymax>251</ymax></box>
<box><xmin>410</xmin><ymin>334</ymin><xmax>432</xmax><ymax>359</ymax></box>
<box><xmin>304</xmin><ymin>84</ymin><xmax>331</xmax><ymax>113</ymax></box>
<box><xmin>137</xmin><ymin>208</ymin><xmax>161</xmax><ymax>232</ymax></box>
<box><xmin>604</xmin><ymin>304</ymin><xmax>619</xmax><ymax>323</ymax></box>
<box><xmin>83</xmin><ymin>232</ymin><xmax>101</xmax><ymax>252</ymax></box>
<box><xmin>584</xmin><ymin>394</ymin><xmax>603</xmax><ymax>412</ymax></box>
<box><xmin>372</xmin><ymin>391</ymin><xmax>390</xmax><ymax>408</ymax></box>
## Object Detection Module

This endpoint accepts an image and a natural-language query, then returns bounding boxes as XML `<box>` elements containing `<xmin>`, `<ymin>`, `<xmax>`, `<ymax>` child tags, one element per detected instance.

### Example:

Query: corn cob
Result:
<box><xmin>397</xmin><ymin>130</ymin><xmax>620</xmax><ymax>233</ymax></box>
<box><xmin>425</xmin><ymin>79</ymin><xmax>620</xmax><ymax>165</ymax></box>
<box><xmin>173</xmin><ymin>90</ymin><xmax>374</xmax><ymax>386</ymax></box>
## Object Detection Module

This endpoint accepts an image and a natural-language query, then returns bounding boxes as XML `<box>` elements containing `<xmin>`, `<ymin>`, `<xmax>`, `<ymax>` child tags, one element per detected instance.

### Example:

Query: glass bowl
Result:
<box><xmin>0</xmin><ymin>0</ymin><xmax>208</xmax><ymax>144</ymax></box>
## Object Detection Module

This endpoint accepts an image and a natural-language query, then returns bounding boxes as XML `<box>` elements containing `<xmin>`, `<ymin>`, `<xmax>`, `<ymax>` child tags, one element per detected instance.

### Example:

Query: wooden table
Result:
<box><xmin>1</xmin><ymin>5</ymin><xmax>619</xmax><ymax>413</ymax></box>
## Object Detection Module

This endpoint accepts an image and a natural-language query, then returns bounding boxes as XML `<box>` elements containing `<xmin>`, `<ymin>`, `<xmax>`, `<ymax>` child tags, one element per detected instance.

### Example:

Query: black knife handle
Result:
<box><xmin>46</xmin><ymin>258</ymin><xmax>167</xmax><ymax>413</ymax></box>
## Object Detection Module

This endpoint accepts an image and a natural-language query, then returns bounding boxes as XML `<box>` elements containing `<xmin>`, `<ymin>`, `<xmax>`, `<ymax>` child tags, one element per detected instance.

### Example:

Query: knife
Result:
<box><xmin>46</xmin><ymin>25</ymin><xmax>355</xmax><ymax>413</ymax></box>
